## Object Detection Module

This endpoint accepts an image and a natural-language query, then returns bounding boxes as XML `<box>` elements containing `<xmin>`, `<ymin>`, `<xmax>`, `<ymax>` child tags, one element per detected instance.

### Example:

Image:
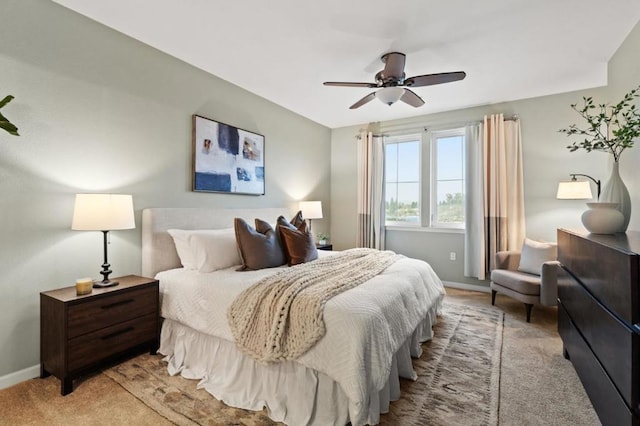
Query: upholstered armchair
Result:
<box><xmin>490</xmin><ymin>248</ymin><xmax>560</xmax><ymax>322</ymax></box>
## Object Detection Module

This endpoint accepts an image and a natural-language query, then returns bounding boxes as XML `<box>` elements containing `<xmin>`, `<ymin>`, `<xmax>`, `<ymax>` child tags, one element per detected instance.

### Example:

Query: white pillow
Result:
<box><xmin>190</xmin><ymin>228</ymin><xmax>242</xmax><ymax>272</ymax></box>
<box><xmin>518</xmin><ymin>238</ymin><xmax>557</xmax><ymax>275</ymax></box>
<box><xmin>167</xmin><ymin>229</ymin><xmax>197</xmax><ymax>269</ymax></box>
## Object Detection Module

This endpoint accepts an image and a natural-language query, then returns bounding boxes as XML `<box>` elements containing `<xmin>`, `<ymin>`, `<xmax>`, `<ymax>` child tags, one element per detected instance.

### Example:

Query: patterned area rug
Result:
<box><xmin>103</xmin><ymin>302</ymin><xmax>503</xmax><ymax>426</ymax></box>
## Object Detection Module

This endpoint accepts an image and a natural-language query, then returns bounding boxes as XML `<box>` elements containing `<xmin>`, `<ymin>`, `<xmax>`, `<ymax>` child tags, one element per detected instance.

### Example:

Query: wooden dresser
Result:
<box><xmin>40</xmin><ymin>275</ymin><xmax>159</xmax><ymax>395</ymax></box>
<box><xmin>557</xmin><ymin>229</ymin><xmax>639</xmax><ymax>425</ymax></box>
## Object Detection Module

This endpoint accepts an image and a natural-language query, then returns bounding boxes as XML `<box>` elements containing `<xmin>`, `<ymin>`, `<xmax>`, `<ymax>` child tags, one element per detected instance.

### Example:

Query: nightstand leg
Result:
<box><xmin>61</xmin><ymin>378</ymin><xmax>73</xmax><ymax>396</ymax></box>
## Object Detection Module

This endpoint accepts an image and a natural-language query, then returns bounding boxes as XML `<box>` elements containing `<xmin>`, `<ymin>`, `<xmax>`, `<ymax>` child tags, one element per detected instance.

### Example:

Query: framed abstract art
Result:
<box><xmin>192</xmin><ymin>114</ymin><xmax>265</xmax><ymax>195</ymax></box>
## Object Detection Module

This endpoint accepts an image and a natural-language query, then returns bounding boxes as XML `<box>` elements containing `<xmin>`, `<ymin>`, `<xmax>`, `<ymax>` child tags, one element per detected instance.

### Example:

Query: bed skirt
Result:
<box><xmin>159</xmin><ymin>306</ymin><xmax>439</xmax><ymax>426</ymax></box>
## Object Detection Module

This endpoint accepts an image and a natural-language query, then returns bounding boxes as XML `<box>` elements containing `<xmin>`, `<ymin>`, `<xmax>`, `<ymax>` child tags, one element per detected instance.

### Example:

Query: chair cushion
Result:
<box><xmin>491</xmin><ymin>269</ymin><xmax>541</xmax><ymax>296</ymax></box>
<box><xmin>518</xmin><ymin>238</ymin><xmax>557</xmax><ymax>275</ymax></box>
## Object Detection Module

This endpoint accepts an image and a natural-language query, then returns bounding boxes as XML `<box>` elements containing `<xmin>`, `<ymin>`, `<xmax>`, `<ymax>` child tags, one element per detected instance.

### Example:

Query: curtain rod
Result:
<box><xmin>355</xmin><ymin>114</ymin><xmax>519</xmax><ymax>139</ymax></box>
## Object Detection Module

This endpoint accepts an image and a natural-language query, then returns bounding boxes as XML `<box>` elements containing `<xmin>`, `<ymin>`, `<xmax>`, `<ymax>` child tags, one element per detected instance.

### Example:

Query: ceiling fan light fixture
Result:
<box><xmin>376</xmin><ymin>87</ymin><xmax>405</xmax><ymax>106</ymax></box>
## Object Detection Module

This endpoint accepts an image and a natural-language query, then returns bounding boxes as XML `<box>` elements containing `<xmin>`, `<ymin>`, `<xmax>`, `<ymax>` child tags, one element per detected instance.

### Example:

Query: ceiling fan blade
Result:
<box><xmin>381</xmin><ymin>52</ymin><xmax>406</xmax><ymax>79</ymax></box>
<box><xmin>404</xmin><ymin>71</ymin><xmax>466</xmax><ymax>87</ymax></box>
<box><xmin>400</xmin><ymin>89</ymin><xmax>425</xmax><ymax>108</ymax></box>
<box><xmin>349</xmin><ymin>92</ymin><xmax>377</xmax><ymax>109</ymax></box>
<box><xmin>324</xmin><ymin>81</ymin><xmax>377</xmax><ymax>88</ymax></box>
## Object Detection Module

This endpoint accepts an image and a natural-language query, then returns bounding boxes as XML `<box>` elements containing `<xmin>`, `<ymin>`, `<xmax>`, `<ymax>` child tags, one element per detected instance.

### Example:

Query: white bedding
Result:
<box><xmin>158</xmin><ymin>250</ymin><xmax>445</xmax><ymax>424</ymax></box>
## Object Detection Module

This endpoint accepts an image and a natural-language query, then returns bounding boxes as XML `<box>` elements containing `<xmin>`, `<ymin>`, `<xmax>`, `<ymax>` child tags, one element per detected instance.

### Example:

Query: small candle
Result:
<box><xmin>76</xmin><ymin>278</ymin><xmax>93</xmax><ymax>295</ymax></box>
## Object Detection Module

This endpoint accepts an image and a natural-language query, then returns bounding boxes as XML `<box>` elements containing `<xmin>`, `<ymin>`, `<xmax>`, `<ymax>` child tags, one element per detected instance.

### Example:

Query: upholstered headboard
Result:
<box><xmin>141</xmin><ymin>207</ymin><xmax>293</xmax><ymax>278</ymax></box>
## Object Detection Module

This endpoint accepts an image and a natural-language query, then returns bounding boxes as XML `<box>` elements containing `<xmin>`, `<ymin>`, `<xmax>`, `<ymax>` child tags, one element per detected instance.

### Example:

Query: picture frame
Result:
<box><xmin>192</xmin><ymin>114</ymin><xmax>265</xmax><ymax>195</ymax></box>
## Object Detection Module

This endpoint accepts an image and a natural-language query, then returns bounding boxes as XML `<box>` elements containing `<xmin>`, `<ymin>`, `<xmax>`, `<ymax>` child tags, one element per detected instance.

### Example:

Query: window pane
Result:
<box><xmin>436</xmin><ymin>181</ymin><xmax>464</xmax><ymax>223</ymax></box>
<box><xmin>385</xmin><ymin>143</ymin><xmax>398</xmax><ymax>182</ymax></box>
<box><xmin>385</xmin><ymin>183</ymin><xmax>398</xmax><ymax>221</ymax></box>
<box><xmin>436</xmin><ymin>136</ymin><xmax>463</xmax><ymax>180</ymax></box>
<box><xmin>384</xmin><ymin>138</ymin><xmax>421</xmax><ymax>225</ymax></box>
<box><xmin>396</xmin><ymin>182</ymin><xmax>420</xmax><ymax>223</ymax></box>
<box><xmin>397</xmin><ymin>141</ymin><xmax>420</xmax><ymax>182</ymax></box>
<box><xmin>432</xmin><ymin>129</ymin><xmax>465</xmax><ymax>227</ymax></box>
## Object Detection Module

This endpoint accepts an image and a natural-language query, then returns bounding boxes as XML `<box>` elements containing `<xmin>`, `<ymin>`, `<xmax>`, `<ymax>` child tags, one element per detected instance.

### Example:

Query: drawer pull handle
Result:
<box><xmin>101</xmin><ymin>299</ymin><xmax>134</xmax><ymax>310</ymax></box>
<box><xmin>101</xmin><ymin>326</ymin><xmax>134</xmax><ymax>340</ymax></box>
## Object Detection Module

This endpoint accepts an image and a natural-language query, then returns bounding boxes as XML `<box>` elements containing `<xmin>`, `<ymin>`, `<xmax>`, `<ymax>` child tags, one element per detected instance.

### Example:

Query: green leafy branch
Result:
<box><xmin>559</xmin><ymin>85</ymin><xmax>640</xmax><ymax>162</ymax></box>
<box><xmin>0</xmin><ymin>95</ymin><xmax>19</xmax><ymax>136</ymax></box>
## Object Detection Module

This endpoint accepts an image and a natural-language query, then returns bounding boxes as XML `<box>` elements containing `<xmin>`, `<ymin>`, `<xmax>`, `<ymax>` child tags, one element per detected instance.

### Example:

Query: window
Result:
<box><xmin>383</xmin><ymin>128</ymin><xmax>465</xmax><ymax>229</ymax></box>
<box><xmin>384</xmin><ymin>135</ymin><xmax>421</xmax><ymax>225</ymax></box>
<box><xmin>431</xmin><ymin>129</ymin><xmax>465</xmax><ymax>228</ymax></box>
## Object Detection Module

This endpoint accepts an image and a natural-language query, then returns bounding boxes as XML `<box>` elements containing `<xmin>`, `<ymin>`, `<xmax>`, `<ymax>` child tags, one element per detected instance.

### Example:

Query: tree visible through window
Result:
<box><xmin>384</xmin><ymin>136</ymin><xmax>420</xmax><ymax>224</ymax></box>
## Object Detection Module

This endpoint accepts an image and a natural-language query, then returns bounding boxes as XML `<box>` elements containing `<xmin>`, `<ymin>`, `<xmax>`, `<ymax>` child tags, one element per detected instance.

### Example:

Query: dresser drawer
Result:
<box><xmin>558</xmin><ymin>230</ymin><xmax>640</xmax><ymax>325</ymax></box>
<box><xmin>559</xmin><ymin>267</ymin><xmax>639</xmax><ymax>409</ymax></box>
<box><xmin>559</xmin><ymin>302</ymin><xmax>635</xmax><ymax>426</ymax></box>
<box><xmin>67</xmin><ymin>313</ymin><xmax>157</xmax><ymax>372</ymax></box>
<box><xmin>67</xmin><ymin>285</ymin><xmax>157</xmax><ymax>338</ymax></box>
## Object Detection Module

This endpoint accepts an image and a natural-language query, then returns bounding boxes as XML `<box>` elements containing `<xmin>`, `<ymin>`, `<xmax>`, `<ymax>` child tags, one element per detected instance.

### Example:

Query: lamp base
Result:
<box><xmin>93</xmin><ymin>280</ymin><xmax>119</xmax><ymax>288</ymax></box>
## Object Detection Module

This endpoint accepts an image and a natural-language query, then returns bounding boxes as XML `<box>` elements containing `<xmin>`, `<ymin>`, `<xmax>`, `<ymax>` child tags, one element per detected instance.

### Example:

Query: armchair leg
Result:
<box><xmin>491</xmin><ymin>290</ymin><xmax>497</xmax><ymax>305</ymax></box>
<box><xmin>524</xmin><ymin>303</ymin><xmax>533</xmax><ymax>322</ymax></box>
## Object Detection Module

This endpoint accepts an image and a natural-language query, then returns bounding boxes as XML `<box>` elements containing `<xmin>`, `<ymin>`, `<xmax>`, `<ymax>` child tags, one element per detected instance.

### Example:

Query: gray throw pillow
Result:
<box><xmin>234</xmin><ymin>218</ymin><xmax>286</xmax><ymax>270</ymax></box>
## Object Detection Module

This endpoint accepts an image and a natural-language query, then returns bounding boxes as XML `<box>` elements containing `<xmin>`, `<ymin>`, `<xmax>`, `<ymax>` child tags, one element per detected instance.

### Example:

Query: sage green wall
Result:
<box><xmin>331</xmin><ymin>22</ymin><xmax>640</xmax><ymax>287</ymax></box>
<box><xmin>0</xmin><ymin>0</ymin><xmax>331</xmax><ymax>379</ymax></box>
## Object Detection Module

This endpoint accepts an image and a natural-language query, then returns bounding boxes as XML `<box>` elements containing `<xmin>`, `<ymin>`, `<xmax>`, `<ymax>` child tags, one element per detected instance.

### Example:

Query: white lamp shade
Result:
<box><xmin>556</xmin><ymin>181</ymin><xmax>593</xmax><ymax>200</ymax></box>
<box><xmin>299</xmin><ymin>201</ymin><xmax>323</xmax><ymax>219</ymax></box>
<box><xmin>72</xmin><ymin>194</ymin><xmax>135</xmax><ymax>231</ymax></box>
<box><xmin>377</xmin><ymin>87</ymin><xmax>405</xmax><ymax>106</ymax></box>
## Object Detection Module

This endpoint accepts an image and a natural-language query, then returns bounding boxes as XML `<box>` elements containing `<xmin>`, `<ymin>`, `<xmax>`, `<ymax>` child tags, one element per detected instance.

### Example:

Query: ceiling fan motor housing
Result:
<box><xmin>375</xmin><ymin>71</ymin><xmax>405</xmax><ymax>86</ymax></box>
<box><xmin>378</xmin><ymin>52</ymin><xmax>407</xmax><ymax>85</ymax></box>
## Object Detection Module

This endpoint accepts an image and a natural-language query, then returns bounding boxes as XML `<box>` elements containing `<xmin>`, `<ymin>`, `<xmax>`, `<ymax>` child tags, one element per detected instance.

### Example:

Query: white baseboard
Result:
<box><xmin>443</xmin><ymin>280</ymin><xmax>491</xmax><ymax>293</ymax></box>
<box><xmin>0</xmin><ymin>364</ymin><xmax>40</xmax><ymax>390</ymax></box>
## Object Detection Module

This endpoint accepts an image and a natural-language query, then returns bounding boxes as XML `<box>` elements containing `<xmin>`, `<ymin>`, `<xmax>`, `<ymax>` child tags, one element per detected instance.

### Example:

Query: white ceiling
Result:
<box><xmin>52</xmin><ymin>0</ymin><xmax>640</xmax><ymax>129</ymax></box>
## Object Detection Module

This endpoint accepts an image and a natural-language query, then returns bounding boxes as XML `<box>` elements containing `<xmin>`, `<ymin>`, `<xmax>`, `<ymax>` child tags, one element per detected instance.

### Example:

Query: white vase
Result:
<box><xmin>581</xmin><ymin>202</ymin><xmax>625</xmax><ymax>234</ymax></box>
<box><xmin>599</xmin><ymin>161</ymin><xmax>631</xmax><ymax>232</ymax></box>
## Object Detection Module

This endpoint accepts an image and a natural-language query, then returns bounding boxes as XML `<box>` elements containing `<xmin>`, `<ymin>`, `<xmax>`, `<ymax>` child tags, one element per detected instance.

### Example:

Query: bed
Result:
<box><xmin>142</xmin><ymin>207</ymin><xmax>445</xmax><ymax>426</ymax></box>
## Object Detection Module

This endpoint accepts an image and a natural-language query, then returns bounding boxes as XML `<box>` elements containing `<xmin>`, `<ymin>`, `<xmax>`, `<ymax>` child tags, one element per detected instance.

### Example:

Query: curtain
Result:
<box><xmin>464</xmin><ymin>123</ymin><xmax>484</xmax><ymax>278</ymax></box>
<box><xmin>464</xmin><ymin>114</ymin><xmax>525</xmax><ymax>279</ymax></box>
<box><xmin>356</xmin><ymin>131</ymin><xmax>385</xmax><ymax>249</ymax></box>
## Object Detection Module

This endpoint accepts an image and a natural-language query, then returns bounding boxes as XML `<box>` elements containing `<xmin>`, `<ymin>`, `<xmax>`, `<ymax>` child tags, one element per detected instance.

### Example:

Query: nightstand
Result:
<box><xmin>40</xmin><ymin>275</ymin><xmax>159</xmax><ymax>395</ymax></box>
<box><xmin>316</xmin><ymin>244</ymin><xmax>333</xmax><ymax>251</ymax></box>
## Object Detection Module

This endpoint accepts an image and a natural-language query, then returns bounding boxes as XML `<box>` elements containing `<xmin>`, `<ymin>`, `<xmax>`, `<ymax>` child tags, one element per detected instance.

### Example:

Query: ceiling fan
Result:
<box><xmin>323</xmin><ymin>52</ymin><xmax>466</xmax><ymax>109</ymax></box>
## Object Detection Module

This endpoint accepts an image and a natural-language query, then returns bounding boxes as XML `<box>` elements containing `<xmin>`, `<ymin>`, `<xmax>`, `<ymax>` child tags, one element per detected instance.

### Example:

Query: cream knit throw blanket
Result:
<box><xmin>228</xmin><ymin>248</ymin><xmax>400</xmax><ymax>363</ymax></box>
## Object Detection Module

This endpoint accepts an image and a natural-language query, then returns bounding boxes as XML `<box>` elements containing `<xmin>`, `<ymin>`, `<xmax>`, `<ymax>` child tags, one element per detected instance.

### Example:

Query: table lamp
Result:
<box><xmin>298</xmin><ymin>200</ymin><xmax>323</xmax><ymax>233</ymax></box>
<box><xmin>71</xmin><ymin>194</ymin><xmax>135</xmax><ymax>287</ymax></box>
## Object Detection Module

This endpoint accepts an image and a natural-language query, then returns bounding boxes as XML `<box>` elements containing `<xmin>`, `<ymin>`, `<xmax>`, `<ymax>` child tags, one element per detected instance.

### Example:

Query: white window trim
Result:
<box><xmin>385</xmin><ymin>225</ymin><xmax>464</xmax><ymax>234</ymax></box>
<box><xmin>429</xmin><ymin>128</ymin><xmax>465</xmax><ymax>230</ymax></box>
<box><xmin>382</xmin><ymin>127</ymin><xmax>466</xmax><ymax>231</ymax></box>
<box><xmin>384</xmin><ymin>134</ymin><xmax>422</xmax><ymax>227</ymax></box>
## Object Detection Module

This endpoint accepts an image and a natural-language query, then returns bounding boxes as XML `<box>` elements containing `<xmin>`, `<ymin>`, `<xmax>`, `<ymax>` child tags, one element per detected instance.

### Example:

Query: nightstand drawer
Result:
<box><xmin>67</xmin><ymin>286</ymin><xmax>157</xmax><ymax>338</ymax></box>
<box><xmin>67</xmin><ymin>313</ymin><xmax>157</xmax><ymax>372</ymax></box>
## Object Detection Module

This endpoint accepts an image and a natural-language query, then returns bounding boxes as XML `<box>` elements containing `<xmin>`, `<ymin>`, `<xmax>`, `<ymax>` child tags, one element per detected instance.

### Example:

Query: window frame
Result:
<box><xmin>429</xmin><ymin>127</ymin><xmax>466</xmax><ymax>229</ymax></box>
<box><xmin>383</xmin><ymin>133</ymin><xmax>422</xmax><ymax>227</ymax></box>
